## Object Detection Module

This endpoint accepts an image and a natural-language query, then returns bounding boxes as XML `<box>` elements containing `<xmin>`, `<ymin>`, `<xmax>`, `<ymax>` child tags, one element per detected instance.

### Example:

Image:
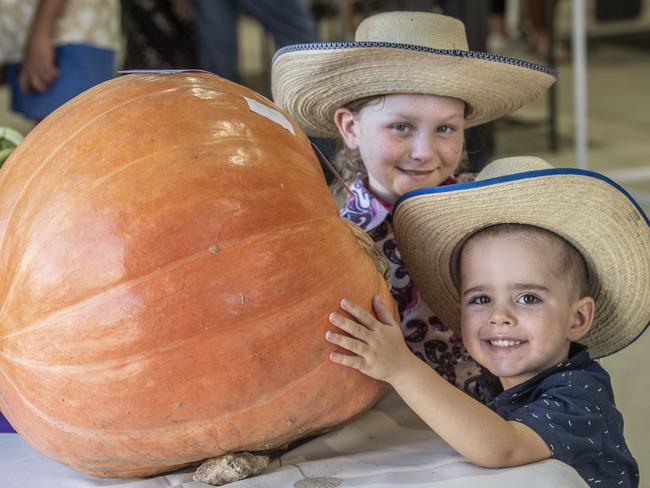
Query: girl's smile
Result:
<box><xmin>396</xmin><ymin>167</ymin><xmax>438</xmax><ymax>177</ymax></box>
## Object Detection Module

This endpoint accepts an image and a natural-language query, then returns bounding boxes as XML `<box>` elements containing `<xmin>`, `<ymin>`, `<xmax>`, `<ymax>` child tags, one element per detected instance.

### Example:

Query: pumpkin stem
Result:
<box><xmin>341</xmin><ymin>219</ymin><xmax>390</xmax><ymax>285</ymax></box>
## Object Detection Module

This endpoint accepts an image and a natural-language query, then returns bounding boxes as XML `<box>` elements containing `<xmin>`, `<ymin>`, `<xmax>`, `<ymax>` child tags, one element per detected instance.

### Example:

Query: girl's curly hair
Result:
<box><xmin>330</xmin><ymin>96</ymin><xmax>384</xmax><ymax>203</ymax></box>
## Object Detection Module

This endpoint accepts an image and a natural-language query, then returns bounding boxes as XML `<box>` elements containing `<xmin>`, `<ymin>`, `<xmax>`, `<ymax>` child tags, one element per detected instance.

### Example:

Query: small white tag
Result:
<box><xmin>244</xmin><ymin>96</ymin><xmax>295</xmax><ymax>135</ymax></box>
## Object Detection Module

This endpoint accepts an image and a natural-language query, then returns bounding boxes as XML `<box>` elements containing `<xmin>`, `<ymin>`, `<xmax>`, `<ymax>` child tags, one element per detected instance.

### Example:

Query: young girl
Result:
<box><xmin>271</xmin><ymin>11</ymin><xmax>557</xmax><ymax>396</ymax></box>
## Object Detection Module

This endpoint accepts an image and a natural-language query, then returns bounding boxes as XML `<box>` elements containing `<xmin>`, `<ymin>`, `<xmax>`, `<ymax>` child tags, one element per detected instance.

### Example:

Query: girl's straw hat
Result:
<box><xmin>393</xmin><ymin>156</ymin><xmax>650</xmax><ymax>359</ymax></box>
<box><xmin>271</xmin><ymin>11</ymin><xmax>558</xmax><ymax>138</ymax></box>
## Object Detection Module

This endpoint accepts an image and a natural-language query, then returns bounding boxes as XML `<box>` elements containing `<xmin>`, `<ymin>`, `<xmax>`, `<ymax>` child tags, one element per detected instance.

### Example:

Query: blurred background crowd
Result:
<box><xmin>0</xmin><ymin>0</ymin><xmax>648</xmax><ymax>173</ymax></box>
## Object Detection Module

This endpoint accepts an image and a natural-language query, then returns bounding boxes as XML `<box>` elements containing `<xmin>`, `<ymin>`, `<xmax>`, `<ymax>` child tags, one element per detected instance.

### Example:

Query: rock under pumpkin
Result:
<box><xmin>0</xmin><ymin>72</ymin><xmax>395</xmax><ymax>478</ymax></box>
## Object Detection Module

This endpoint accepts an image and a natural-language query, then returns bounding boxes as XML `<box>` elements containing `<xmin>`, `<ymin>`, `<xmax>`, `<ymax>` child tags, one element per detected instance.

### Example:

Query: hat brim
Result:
<box><xmin>393</xmin><ymin>169</ymin><xmax>650</xmax><ymax>359</ymax></box>
<box><xmin>271</xmin><ymin>43</ymin><xmax>558</xmax><ymax>137</ymax></box>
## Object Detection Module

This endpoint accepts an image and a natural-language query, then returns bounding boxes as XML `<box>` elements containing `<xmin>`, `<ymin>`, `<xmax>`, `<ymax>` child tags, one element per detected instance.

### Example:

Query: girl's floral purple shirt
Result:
<box><xmin>340</xmin><ymin>176</ymin><xmax>482</xmax><ymax>398</ymax></box>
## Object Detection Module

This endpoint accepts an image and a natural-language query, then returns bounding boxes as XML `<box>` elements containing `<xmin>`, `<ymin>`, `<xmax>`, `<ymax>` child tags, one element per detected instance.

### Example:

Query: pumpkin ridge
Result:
<box><xmin>0</xmin><ymin>363</ymin><xmax>67</xmax><ymax>434</ymax></box>
<box><xmin>11</xmin><ymin>134</ymin><xmax>323</xmax><ymax>278</ymax></box>
<box><xmin>0</xmin><ymin>215</ymin><xmax>344</xmax><ymax>341</ymax></box>
<box><xmin>0</xmin><ymin>239</ymin><xmax>344</xmax><ymax>369</ymax></box>
<box><xmin>0</xmin><ymin>353</ymin><xmax>360</xmax><ymax>438</ymax></box>
<box><xmin>0</xmin><ymin>84</ymin><xmax>182</xmax><ymax>201</ymax></box>
<box><xmin>0</xmin><ymin>88</ymin><xmax>186</xmax><ymax>319</ymax></box>
<box><xmin>0</xmin><ymin>144</ymin><xmax>324</xmax><ymax>328</ymax></box>
<box><xmin>0</xmin><ymin>138</ymin><xmax>272</xmax><ymax>313</ymax></box>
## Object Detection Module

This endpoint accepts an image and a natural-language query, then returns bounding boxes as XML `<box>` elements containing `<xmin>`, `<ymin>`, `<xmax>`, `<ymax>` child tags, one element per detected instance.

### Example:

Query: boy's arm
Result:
<box><xmin>390</xmin><ymin>353</ymin><xmax>550</xmax><ymax>467</ymax></box>
<box><xmin>327</xmin><ymin>296</ymin><xmax>550</xmax><ymax>468</ymax></box>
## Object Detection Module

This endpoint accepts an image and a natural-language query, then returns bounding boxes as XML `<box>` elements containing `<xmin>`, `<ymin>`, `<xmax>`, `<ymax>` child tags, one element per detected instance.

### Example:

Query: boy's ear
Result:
<box><xmin>334</xmin><ymin>107</ymin><xmax>359</xmax><ymax>150</ymax></box>
<box><xmin>567</xmin><ymin>296</ymin><xmax>595</xmax><ymax>342</ymax></box>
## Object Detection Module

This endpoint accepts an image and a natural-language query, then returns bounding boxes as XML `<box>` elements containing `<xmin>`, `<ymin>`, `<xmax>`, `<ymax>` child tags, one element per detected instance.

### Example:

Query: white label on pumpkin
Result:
<box><xmin>244</xmin><ymin>96</ymin><xmax>295</xmax><ymax>135</ymax></box>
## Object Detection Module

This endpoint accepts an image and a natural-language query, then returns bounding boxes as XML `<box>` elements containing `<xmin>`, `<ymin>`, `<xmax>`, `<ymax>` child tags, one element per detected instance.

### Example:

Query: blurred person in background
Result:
<box><xmin>0</xmin><ymin>0</ymin><xmax>120</xmax><ymax>122</ymax></box>
<box><xmin>120</xmin><ymin>0</ymin><xmax>198</xmax><ymax>70</ymax></box>
<box><xmin>189</xmin><ymin>0</ymin><xmax>319</xmax><ymax>84</ymax></box>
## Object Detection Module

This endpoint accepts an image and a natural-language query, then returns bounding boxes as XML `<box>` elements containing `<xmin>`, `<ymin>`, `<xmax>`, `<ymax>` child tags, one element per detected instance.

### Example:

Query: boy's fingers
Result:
<box><xmin>340</xmin><ymin>299</ymin><xmax>377</xmax><ymax>330</ymax></box>
<box><xmin>372</xmin><ymin>295</ymin><xmax>397</xmax><ymax>326</ymax></box>
<box><xmin>329</xmin><ymin>312</ymin><xmax>371</xmax><ymax>340</ymax></box>
<box><xmin>329</xmin><ymin>351</ymin><xmax>364</xmax><ymax>370</ymax></box>
<box><xmin>325</xmin><ymin>330</ymin><xmax>367</xmax><ymax>355</ymax></box>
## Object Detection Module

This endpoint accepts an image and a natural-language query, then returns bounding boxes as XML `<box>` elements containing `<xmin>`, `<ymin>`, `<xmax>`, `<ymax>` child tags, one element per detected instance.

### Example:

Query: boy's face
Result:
<box><xmin>336</xmin><ymin>94</ymin><xmax>465</xmax><ymax>203</ymax></box>
<box><xmin>459</xmin><ymin>232</ymin><xmax>590</xmax><ymax>390</ymax></box>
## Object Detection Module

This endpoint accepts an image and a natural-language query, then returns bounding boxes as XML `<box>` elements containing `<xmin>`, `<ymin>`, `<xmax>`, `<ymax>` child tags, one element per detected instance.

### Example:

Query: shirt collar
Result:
<box><xmin>340</xmin><ymin>175</ymin><xmax>457</xmax><ymax>232</ymax></box>
<box><xmin>483</xmin><ymin>343</ymin><xmax>592</xmax><ymax>405</ymax></box>
<box><xmin>340</xmin><ymin>176</ymin><xmax>391</xmax><ymax>232</ymax></box>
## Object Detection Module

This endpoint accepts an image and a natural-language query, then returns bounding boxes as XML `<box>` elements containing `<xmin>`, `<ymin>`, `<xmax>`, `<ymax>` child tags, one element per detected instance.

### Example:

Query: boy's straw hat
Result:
<box><xmin>393</xmin><ymin>156</ymin><xmax>650</xmax><ymax>359</ymax></box>
<box><xmin>271</xmin><ymin>11</ymin><xmax>558</xmax><ymax>138</ymax></box>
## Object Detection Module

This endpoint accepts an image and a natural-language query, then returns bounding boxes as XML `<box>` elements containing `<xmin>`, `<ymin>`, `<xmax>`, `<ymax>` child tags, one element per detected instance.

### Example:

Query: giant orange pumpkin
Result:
<box><xmin>0</xmin><ymin>72</ymin><xmax>395</xmax><ymax>478</ymax></box>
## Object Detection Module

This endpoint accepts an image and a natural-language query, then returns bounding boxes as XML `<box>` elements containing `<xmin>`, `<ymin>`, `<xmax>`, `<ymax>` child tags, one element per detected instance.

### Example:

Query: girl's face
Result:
<box><xmin>335</xmin><ymin>94</ymin><xmax>465</xmax><ymax>204</ymax></box>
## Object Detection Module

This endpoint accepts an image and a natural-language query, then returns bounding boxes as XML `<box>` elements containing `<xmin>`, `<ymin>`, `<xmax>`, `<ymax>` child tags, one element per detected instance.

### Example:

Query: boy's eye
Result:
<box><xmin>517</xmin><ymin>294</ymin><xmax>541</xmax><ymax>305</ymax></box>
<box><xmin>469</xmin><ymin>295</ymin><xmax>490</xmax><ymax>305</ymax></box>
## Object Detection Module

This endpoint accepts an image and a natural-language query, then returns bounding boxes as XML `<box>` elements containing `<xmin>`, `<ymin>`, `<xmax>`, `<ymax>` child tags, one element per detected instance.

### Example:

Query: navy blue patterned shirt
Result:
<box><xmin>482</xmin><ymin>343</ymin><xmax>639</xmax><ymax>487</ymax></box>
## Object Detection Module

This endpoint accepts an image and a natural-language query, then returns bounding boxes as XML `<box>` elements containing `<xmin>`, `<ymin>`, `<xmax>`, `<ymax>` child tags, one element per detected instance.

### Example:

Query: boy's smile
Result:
<box><xmin>484</xmin><ymin>337</ymin><xmax>526</xmax><ymax>349</ymax></box>
<box><xmin>459</xmin><ymin>232</ymin><xmax>593</xmax><ymax>390</ymax></box>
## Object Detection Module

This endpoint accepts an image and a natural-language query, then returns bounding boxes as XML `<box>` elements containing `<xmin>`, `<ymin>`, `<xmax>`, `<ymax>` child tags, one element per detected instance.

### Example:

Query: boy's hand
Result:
<box><xmin>326</xmin><ymin>296</ymin><xmax>414</xmax><ymax>383</ymax></box>
<box><xmin>327</xmin><ymin>298</ymin><xmax>552</xmax><ymax>470</ymax></box>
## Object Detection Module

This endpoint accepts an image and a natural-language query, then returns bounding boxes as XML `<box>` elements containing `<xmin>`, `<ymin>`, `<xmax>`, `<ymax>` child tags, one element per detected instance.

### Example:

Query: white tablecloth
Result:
<box><xmin>0</xmin><ymin>390</ymin><xmax>587</xmax><ymax>487</ymax></box>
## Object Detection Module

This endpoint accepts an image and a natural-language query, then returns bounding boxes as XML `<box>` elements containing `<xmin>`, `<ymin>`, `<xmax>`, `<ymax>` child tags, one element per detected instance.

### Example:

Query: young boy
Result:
<box><xmin>325</xmin><ymin>157</ymin><xmax>647</xmax><ymax>487</ymax></box>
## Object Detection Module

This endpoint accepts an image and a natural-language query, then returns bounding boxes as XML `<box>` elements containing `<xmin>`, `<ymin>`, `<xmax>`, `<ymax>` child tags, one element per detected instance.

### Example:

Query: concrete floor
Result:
<box><xmin>1</xmin><ymin>26</ymin><xmax>649</xmax><ymax>486</ymax></box>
